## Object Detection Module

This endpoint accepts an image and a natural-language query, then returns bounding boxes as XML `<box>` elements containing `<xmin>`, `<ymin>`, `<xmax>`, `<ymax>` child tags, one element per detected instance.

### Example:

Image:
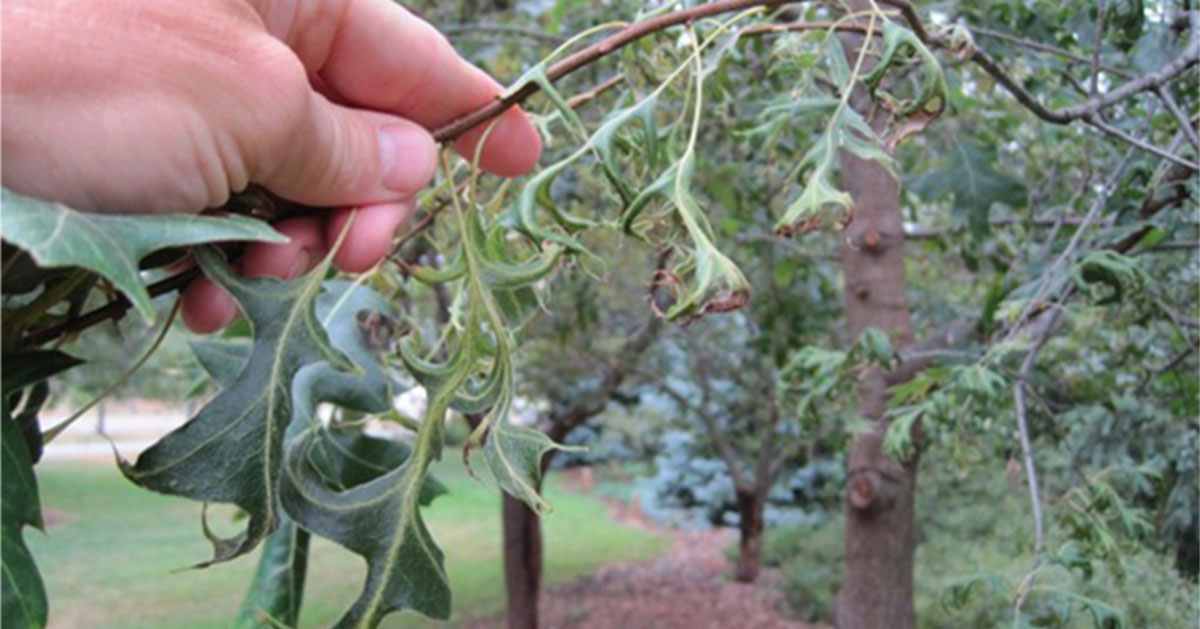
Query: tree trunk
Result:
<box><xmin>501</xmin><ymin>422</ymin><xmax>571</xmax><ymax>629</ymax></box>
<box><xmin>733</xmin><ymin>488</ymin><xmax>766</xmax><ymax>582</ymax></box>
<box><xmin>834</xmin><ymin>16</ymin><xmax>919</xmax><ymax>625</ymax></box>
<box><xmin>502</xmin><ymin>490</ymin><xmax>542</xmax><ymax>629</ymax></box>
<box><xmin>497</xmin><ymin>319</ymin><xmax>659</xmax><ymax>628</ymax></box>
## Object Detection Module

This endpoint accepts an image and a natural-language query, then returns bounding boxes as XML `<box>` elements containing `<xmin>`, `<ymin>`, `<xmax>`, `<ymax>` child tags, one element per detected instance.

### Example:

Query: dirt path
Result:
<box><xmin>471</xmin><ymin>481</ymin><xmax>822</xmax><ymax>629</ymax></box>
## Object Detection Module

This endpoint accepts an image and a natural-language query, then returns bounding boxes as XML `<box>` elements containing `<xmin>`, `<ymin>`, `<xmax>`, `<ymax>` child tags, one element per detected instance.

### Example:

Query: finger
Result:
<box><xmin>180</xmin><ymin>217</ymin><xmax>327</xmax><ymax>333</ymax></box>
<box><xmin>326</xmin><ymin>202</ymin><xmax>413</xmax><ymax>273</ymax></box>
<box><xmin>254</xmin><ymin>94</ymin><xmax>438</xmax><ymax>207</ymax></box>
<box><xmin>265</xmin><ymin>0</ymin><xmax>542</xmax><ymax>176</ymax></box>
<box><xmin>238</xmin><ymin>216</ymin><xmax>327</xmax><ymax>279</ymax></box>
<box><xmin>181</xmin><ymin>278</ymin><xmax>239</xmax><ymax>333</ymax></box>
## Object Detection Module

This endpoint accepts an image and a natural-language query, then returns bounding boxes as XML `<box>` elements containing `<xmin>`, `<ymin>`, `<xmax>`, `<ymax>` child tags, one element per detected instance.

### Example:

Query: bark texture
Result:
<box><xmin>733</xmin><ymin>489</ymin><xmax>766</xmax><ymax>582</ymax></box>
<box><xmin>835</xmin><ymin>141</ymin><xmax>918</xmax><ymax>629</ymax></box>
<box><xmin>500</xmin><ymin>319</ymin><xmax>661</xmax><ymax>628</ymax></box>
<box><xmin>834</xmin><ymin>15</ymin><xmax>919</xmax><ymax>622</ymax></box>
<box><xmin>502</xmin><ymin>490</ymin><xmax>544</xmax><ymax>629</ymax></box>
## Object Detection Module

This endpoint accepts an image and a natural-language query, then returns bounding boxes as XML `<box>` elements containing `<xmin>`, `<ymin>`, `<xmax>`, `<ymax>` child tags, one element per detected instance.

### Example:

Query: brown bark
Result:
<box><xmin>834</xmin><ymin>14</ymin><xmax>919</xmax><ymax>625</ymax></box>
<box><xmin>498</xmin><ymin>319</ymin><xmax>661</xmax><ymax>628</ymax></box>
<box><xmin>733</xmin><ymin>488</ymin><xmax>766</xmax><ymax>582</ymax></box>
<box><xmin>502</xmin><ymin>490</ymin><xmax>543</xmax><ymax>629</ymax></box>
<box><xmin>834</xmin><ymin>147</ymin><xmax>918</xmax><ymax>628</ymax></box>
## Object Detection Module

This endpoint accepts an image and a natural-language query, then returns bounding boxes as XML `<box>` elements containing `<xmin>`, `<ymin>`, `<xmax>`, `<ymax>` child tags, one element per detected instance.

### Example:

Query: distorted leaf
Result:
<box><xmin>1</xmin><ymin>191</ymin><xmax>285</xmax><ymax>321</ymax></box>
<box><xmin>122</xmin><ymin>247</ymin><xmax>353</xmax><ymax>566</ymax></box>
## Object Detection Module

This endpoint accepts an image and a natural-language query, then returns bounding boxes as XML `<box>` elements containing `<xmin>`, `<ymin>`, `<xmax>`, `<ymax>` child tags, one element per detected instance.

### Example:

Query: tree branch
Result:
<box><xmin>1085</xmin><ymin>114</ymin><xmax>1200</xmax><ymax>171</ymax></box>
<box><xmin>1012</xmin><ymin>310</ymin><xmax>1059</xmax><ymax>550</ymax></box>
<box><xmin>967</xmin><ymin>25</ymin><xmax>1133</xmax><ymax>79</ymax></box>
<box><xmin>430</xmin><ymin>0</ymin><xmax>793</xmax><ymax>143</ymax></box>
<box><xmin>639</xmin><ymin>368</ymin><xmax>748</xmax><ymax>490</ymax></box>
<box><xmin>879</xmin><ymin>0</ymin><xmax>1199</xmax><ymax>168</ymax></box>
<box><xmin>966</xmin><ymin>40</ymin><xmax>1199</xmax><ymax>127</ymax></box>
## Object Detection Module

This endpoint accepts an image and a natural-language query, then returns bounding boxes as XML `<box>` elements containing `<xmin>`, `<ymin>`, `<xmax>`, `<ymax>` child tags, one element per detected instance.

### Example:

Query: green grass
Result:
<box><xmin>27</xmin><ymin>458</ymin><xmax>667</xmax><ymax>628</ymax></box>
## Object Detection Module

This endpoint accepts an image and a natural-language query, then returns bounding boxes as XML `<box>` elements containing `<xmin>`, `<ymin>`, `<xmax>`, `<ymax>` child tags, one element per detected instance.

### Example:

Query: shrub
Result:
<box><xmin>765</xmin><ymin>466</ymin><xmax>1200</xmax><ymax>628</ymax></box>
<box><xmin>637</xmin><ymin>430</ymin><xmax>841</xmax><ymax>529</ymax></box>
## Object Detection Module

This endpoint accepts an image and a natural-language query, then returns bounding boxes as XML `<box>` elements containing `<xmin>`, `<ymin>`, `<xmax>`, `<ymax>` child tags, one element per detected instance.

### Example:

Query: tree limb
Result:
<box><xmin>639</xmin><ymin>368</ymin><xmax>749</xmax><ymax>490</ymax></box>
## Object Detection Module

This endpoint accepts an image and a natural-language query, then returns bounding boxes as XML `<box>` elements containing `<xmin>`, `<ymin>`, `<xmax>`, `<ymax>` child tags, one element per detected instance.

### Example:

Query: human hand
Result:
<box><xmin>1</xmin><ymin>0</ymin><xmax>542</xmax><ymax>332</ymax></box>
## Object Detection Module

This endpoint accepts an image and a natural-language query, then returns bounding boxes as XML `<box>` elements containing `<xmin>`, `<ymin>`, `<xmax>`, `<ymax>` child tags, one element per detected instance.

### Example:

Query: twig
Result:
<box><xmin>565</xmin><ymin>74</ymin><xmax>626</xmax><ymax>108</ymax></box>
<box><xmin>966</xmin><ymin>40</ymin><xmax>1200</xmax><ymax>127</ymax></box>
<box><xmin>1085</xmin><ymin>114</ymin><xmax>1200</xmax><ymax>170</ymax></box>
<box><xmin>1013</xmin><ymin>311</ymin><xmax>1057</xmax><ymax>550</ymax></box>
<box><xmin>1142</xmin><ymin>240</ymin><xmax>1200</xmax><ymax>252</ymax></box>
<box><xmin>1003</xmin><ymin>147</ymin><xmax>1137</xmax><ymax>344</ymax></box>
<box><xmin>877</xmin><ymin>0</ymin><xmax>1199</xmax><ymax>143</ymax></box>
<box><xmin>739</xmin><ymin>20</ymin><xmax>873</xmax><ymax>37</ymax></box>
<box><xmin>1136</xmin><ymin>345</ymin><xmax>1195</xmax><ymax>394</ymax></box>
<box><xmin>21</xmin><ymin>267</ymin><xmax>200</xmax><ymax>348</ymax></box>
<box><xmin>42</xmin><ymin>298</ymin><xmax>181</xmax><ymax>443</ymax></box>
<box><xmin>430</xmin><ymin>0</ymin><xmax>793</xmax><ymax>143</ymax></box>
<box><xmin>1154</xmin><ymin>85</ymin><xmax>1200</xmax><ymax>154</ymax></box>
<box><xmin>968</xmin><ymin>26</ymin><xmax>1132</xmax><ymax>78</ymax></box>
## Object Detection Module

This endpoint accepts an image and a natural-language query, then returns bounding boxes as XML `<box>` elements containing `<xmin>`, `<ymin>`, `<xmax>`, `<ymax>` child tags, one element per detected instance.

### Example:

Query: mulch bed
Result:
<box><xmin>470</xmin><ymin>469</ymin><xmax>824</xmax><ymax>629</ymax></box>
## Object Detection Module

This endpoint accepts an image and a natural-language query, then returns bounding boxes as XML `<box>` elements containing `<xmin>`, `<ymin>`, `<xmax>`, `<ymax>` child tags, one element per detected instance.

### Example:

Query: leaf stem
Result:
<box><xmin>42</xmin><ymin>297</ymin><xmax>181</xmax><ymax>443</ymax></box>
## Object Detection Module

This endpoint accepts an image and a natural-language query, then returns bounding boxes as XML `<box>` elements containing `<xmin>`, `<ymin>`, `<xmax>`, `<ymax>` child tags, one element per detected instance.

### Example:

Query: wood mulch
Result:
<box><xmin>470</xmin><ymin>469</ymin><xmax>824</xmax><ymax>629</ymax></box>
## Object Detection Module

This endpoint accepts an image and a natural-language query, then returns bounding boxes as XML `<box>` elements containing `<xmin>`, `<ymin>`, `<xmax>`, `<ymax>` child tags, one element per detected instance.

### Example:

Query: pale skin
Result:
<box><xmin>2</xmin><ymin>0</ymin><xmax>543</xmax><ymax>332</ymax></box>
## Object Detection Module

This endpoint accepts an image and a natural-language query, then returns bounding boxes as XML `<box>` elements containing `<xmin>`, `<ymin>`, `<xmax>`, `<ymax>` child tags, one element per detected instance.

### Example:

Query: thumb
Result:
<box><xmin>257</xmin><ymin>92</ymin><xmax>438</xmax><ymax>207</ymax></box>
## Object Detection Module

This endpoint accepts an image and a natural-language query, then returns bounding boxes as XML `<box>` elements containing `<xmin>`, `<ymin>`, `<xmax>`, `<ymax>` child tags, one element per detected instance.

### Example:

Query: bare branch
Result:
<box><xmin>565</xmin><ymin>74</ymin><xmax>626</xmax><ymax>109</ymax></box>
<box><xmin>1003</xmin><ymin>147</ymin><xmax>1138</xmax><ymax>343</ymax></box>
<box><xmin>968</xmin><ymin>26</ymin><xmax>1133</xmax><ymax>78</ymax></box>
<box><xmin>1154</xmin><ymin>85</ymin><xmax>1200</xmax><ymax>155</ymax></box>
<box><xmin>880</xmin><ymin>0</ymin><xmax>1199</xmax><ymax>166</ymax></box>
<box><xmin>966</xmin><ymin>40</ymin><xmax>1200</xmax><ymax>127</ymax></box>
<box><xmin>1085</xmin><ymin>114</ymin><xmax>1200</xmax><ymax>170</ymax></box>
<box><xmin>1012</xmin><ymin>310</ymin><xmax>1060</xmax><ymax>550</ymax></box>
<box><xmin>638</xmin><ymin>368</ymin><xmax>749</xmax><ymax>490</ymax></box>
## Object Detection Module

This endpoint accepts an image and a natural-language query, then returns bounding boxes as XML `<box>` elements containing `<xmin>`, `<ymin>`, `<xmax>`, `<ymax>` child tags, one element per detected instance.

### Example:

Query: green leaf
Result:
<box><xmin>1</xmin><ymin>191</ymin><xmax>286</xmax><ymax>321</ymax></box>
<box><xmin>2</xmin><ymin>350</ymin><xmax>82</xmax><ymax>629</ymax></box>
<box><xmin>483</xmin><ymin>424</ymin><xmax>578</xmax><ymax>514</ymax></box>
<box><xmin>279</xmin><ymin>389</ymin><xmax>454</xmax><ymax>627</ymax></box>
<box><xmin>275</xmin><ymin>281</ymin><xmax>452</xmax><ymax>627</ymax></box>
<box><xmin>233</xmin><ymin>517</ymin><xmax>310</xmax><ymax>629</ymax></box>
<box><xmin>189</xmin><ymin>341</ymin><xmax>251</xmax><ymax>389</ymax></box>
<box><xmin>628</xmin><ymin>154</ymin><xmax>752</xmax><ymax>320</ymax></box>
<box><xmin>776</xmin><ymin>108</ymin><xmax>894</xmax><ymax>236</ymax></box>
<box><xmin>235</xmin><ymin>280</ymin><xmax>430</xmax><ymax>628</ymax></box>
<box><xmin>121</xmin><ymin>247</ymin><xmax>353</xmax><ymax>566</ymax></box>
<box><xmin>236</xmin><ymin>426</ymin><xmax>446</xmax><ymax>629</ymax></box>
<box><xmin>862</xmin><ymin>21</ymin><xmax>947</xmax><ymax>117</ymax></box>
<box><xmin>907</xmin><ymin>137</ymin><xmax>1026</xmax><ymax>237</ymax></box>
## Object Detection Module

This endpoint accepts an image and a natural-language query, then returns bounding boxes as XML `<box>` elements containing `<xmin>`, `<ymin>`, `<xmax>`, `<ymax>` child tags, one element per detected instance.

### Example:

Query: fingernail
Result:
<box><xmin>378</xmin><ymin>124</ymin><xmax>437</xmax><ymax>192</ymax></box>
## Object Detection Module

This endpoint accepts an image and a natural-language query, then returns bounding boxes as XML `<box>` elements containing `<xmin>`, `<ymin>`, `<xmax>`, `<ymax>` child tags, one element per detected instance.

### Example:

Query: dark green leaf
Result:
<box><xmin>2</xmin><ymin>350</ymin><xmax>82</xmax><ymax>629</ymax></box>
<box><xmin>1</xmin><ymin>191</ymin><xmax>285</xmax><ymax>321</ymax></box>
<box><xmin>907</xmin><ymin>137</ymin><xmax>1026</xmax><ymax>237</ymax></box>
<box><xmin>189</xmin><ymin>341</ymin><xmax>251</xmax><ymax>389</ymax></box>
<box><xmin>233</xmin><ymin>517</ymin><xmax>310</xmax><ymax>629</ymax></box>
<box><xmin>482</xmin><ymin>424</ymin><xmax>573</xmax><ymax>514</ymax></box>
<box><xmin>122</xmin><ymin>247</ymin><xmax>353</xmax><ymax>566</ymax></box>
<box><xmin>237</xmin><ymin>281</ymin><xmax>426</xmax><ymax>628</ymax></box>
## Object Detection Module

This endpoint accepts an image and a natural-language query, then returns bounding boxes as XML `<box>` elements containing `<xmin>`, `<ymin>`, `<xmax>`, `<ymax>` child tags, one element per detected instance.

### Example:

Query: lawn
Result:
<box><xmin>27</xmin><ymin>458</ymin><xmax>667</xmax><ymax>628</ymax></box>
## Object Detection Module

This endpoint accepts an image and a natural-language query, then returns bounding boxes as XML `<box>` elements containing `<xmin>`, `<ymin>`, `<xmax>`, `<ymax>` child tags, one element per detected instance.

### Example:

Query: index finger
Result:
<box><xmin>265</xmin><ymin>0</ymin><xmax>542</xmax><ymax>177</ymax></box>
